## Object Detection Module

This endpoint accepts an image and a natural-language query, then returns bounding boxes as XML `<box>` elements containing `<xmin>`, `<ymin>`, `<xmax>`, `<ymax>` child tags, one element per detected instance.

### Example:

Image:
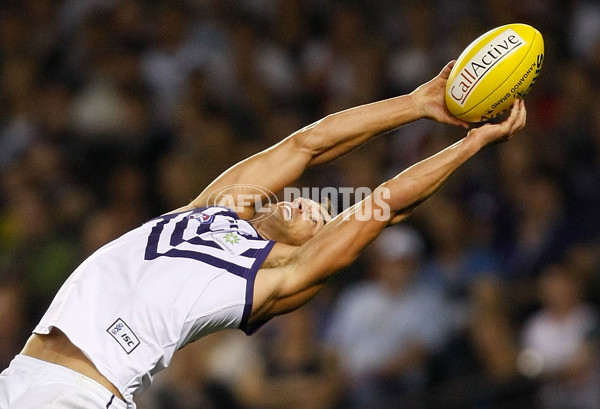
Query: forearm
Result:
<box><xmin>258</xmin><ymin>102</ymin><xmax>525</xmax><ymax>318</ymax></box>
<box><xmin>299</xmin><ymin>61</ymin><xmax>473</xmax><ymax>166</ymax></box>
<box><xmin>279</xmin><ymin>135</ymin><xmax>482</xmax><ymax>295</ymax></box>
<box><xmin>296</xmin><ymin>134</ymin><xmax>481</xmax><ymax>274</ymax></box>
<box><xmin>383</xmin><ymin>133</ymin><xmax>482</xmax><ymax>219</ymax></box>
<box><xmin>292</xmin><ymin>103</ymin><xmax>520</xmax><ymax>282</ymax></box>
<box><xmin>187</xmin><ymin>94</ymin><xmax>421</xmax><ymax>215</ymax></box>
<box><xmin>258</xmin><ymin>137</ymin><xmax>485</xmax><ymax>317</ymax></box>
<box><xmin>298</xmin><ymin>94</ymin><xmax>421</xmax><ymax>166</ymax></box>
<box><xmin>383</xmin><ymin>101</ymin><xmax>524</xmax><ymax>220</ymax></box>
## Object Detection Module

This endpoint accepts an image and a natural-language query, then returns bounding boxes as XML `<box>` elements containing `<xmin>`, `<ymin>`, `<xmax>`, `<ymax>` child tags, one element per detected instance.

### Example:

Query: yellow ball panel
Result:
<box><xmin>445</xmin><ymin>23</ymin><xmax>544</xmax><ymax>122</ymax></box>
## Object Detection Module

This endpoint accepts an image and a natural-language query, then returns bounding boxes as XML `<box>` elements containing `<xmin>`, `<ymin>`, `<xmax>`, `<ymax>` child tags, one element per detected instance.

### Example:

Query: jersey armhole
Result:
<box><xmin>239</xmin><ymin>240</ymin><xmax>275</xmax><ymax>335</ymax></box>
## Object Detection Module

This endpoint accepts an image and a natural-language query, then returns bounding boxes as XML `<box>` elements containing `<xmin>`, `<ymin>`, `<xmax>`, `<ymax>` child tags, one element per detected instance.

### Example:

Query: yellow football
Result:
<box><xmin>445</xmin><ymin>23</ymin><xmax>544</xmax><ymax>122</ymax></box>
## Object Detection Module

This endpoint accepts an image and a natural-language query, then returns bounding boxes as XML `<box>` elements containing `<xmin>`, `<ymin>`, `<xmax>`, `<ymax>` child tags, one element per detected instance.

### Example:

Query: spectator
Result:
<box><xmin>0</xmin><ymin>2</ymin><xmax>598</xmax><ymax>408</ymax></box>
<box><xmin>518</xmin><ymin>262</ymin><xmax>600</xmax><ymax>409</ymax></box>
<box><xmin>134</xmin><ymin>333</ymin><xmax>244</xmax><ymax>409</ymax></box>
<box><xmin>325</xmin><ymin>226</ymin><xmax>450</xmax><ymax>409</ymax></box>
<box><xmin>0</xmin><ymin>274</ymin><xmax>28</xmax><ymax>370</ymax></box>
<box><xmin>235</xmin><ymin>306</ymin><xmax>343</xmax><ymax>409</ymax></box>
<box><xmin>418</xmin><ymin>195</ymin><xmax>504</xmax><ymax>333</ymax></box>
<box><xmin>428</xmin><ymin>277</ymin><xmax>538</xmax><ymax>409</ymax></box>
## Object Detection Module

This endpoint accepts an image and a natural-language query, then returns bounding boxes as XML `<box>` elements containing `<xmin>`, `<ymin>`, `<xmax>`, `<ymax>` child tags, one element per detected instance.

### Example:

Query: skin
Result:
<box><xmin>252</xmin><ymin>197</ymin><xmax>332</xmax><ymax>246</ymax></box>
<box><xmin>172</xmin><ymin>61</ymin><xmax>526</xmax><ymax>325</ymax></box>
<box><xmin>20</xmin><ymin>61</ymin><xmax>527</xmax><ymax>401</ymax></box>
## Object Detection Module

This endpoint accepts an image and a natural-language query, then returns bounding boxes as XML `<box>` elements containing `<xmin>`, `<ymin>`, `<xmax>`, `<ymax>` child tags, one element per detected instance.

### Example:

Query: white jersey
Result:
<box><xmin>34</xmin><ymin>206</ymin><xmax>274</xmax><ymax>406</ymax></box>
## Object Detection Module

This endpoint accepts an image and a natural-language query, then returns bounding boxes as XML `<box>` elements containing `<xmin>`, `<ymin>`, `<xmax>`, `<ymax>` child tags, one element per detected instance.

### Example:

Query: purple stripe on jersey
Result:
<box><xmin>239</xmin><ymin>240</ymin><xmax>276</xmax><ymax>335</ymax></box>
<box><xmin>144</xmin><ymin>221</ymin><xmax>251</xmax><ymax>277</ymax></box>
<box><xmin>144</xmin><ymin>206</ymin><xmax>275</xmax><ymax>279</ymax></box>
<box><xmin>143</xmin><ymin>206</ymin><xmax>276</xmax><ymax>334</ymax></box>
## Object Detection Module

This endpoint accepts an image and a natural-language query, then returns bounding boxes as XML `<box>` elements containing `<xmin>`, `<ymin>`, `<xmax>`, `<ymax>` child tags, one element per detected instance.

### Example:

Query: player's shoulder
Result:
<box><xmin>160</xmin><ymin>205</ymin><xmax>239</xmax><ymax>219</ymax></box>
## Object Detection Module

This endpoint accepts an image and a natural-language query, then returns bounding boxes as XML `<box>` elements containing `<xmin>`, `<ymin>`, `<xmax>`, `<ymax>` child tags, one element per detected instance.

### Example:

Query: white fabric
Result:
<box><xmin>32</xmin><ymin>207</ymin><xmax>273</xmax><ymax>406</ymax></box>
<box><xmin>521</xmin><ymin>305</ymin><xmax>599</xmax><ymax>373</ymax></box>
<box><xmin>0</xmin><ymin>355</ymin><xmax>127</xmax><ymax>409</ymax></box>
<box><xmin>326</xmin><ymin>280</ymin><xmax>449</xmax><ymax>377</ymax></box>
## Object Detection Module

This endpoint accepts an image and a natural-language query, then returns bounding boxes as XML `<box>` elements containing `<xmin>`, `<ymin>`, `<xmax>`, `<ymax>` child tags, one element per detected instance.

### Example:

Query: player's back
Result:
<box><xmin>33</xmin><ymin>206</ymin><xmax>274</xmax><ymax>404</ymax></box>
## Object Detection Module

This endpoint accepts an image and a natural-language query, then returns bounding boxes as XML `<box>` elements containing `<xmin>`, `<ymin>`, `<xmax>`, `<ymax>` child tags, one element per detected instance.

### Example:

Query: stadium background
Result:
<box><xmin>1</xmin><ymin>0</ymin><xmax>600</xmax><ymax>408</ymax></box>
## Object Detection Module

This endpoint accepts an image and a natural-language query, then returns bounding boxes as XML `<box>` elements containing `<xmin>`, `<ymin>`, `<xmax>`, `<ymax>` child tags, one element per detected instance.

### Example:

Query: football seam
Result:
<box><xmin>460</xmin><ymin>29</ymin><xmax>537</xmax><ymax>120</ymax></box>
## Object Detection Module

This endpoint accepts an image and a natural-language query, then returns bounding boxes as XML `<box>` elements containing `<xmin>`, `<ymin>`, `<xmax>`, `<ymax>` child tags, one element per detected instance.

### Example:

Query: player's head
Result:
<box><xmin>253</xmin><ymin>197</ymin><xmax>331</xmax><ymax>245</ymax></box>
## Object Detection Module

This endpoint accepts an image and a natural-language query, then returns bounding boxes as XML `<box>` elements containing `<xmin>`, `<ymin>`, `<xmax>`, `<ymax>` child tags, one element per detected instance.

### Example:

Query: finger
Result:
<box><xmin>453</xmin><ymin>117</ymin><xmax>470</xmax><ymax>129</ymax></box>
<box><xmin>505</xmin><ymin>99</ymin><xmax>520</xmax><ymax>125</ymax></box>
<box><xmin>439</xmin><ymin>60</ymin><xmax>456</xmax><ymax>79</ymax></box>
<box><xmin>501</xmin><ymin>100</ymin><xmax>520</xmax><ymax>134</ymax></box>
<box><xmin>508</xmin><ymin>99</ymin><xmax>526</xmax><ymax>135</ymax></box>
<box><xmin>516</xmin><ymin>99</ymin><xmax>527</xmax><ymax>130</ymax></box>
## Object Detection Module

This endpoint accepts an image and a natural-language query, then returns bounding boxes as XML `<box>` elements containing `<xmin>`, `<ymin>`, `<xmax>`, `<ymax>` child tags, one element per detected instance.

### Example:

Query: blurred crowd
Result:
<box><xmin>2</xmin><ymin>0</ymin><xmax>600</xmax><ymax>408</ymax></box>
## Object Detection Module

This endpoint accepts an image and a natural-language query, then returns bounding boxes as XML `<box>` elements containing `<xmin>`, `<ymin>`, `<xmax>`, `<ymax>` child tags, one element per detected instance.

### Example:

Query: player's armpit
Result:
<box><xmin>250</xmin><ymin>101</ymin><xmax>527</xmax><ymax>322</ymax></box>
<box><xmin>250</xmin><ymin>198</ymin><xmax>391</xmax><ymax>321</ymax></box>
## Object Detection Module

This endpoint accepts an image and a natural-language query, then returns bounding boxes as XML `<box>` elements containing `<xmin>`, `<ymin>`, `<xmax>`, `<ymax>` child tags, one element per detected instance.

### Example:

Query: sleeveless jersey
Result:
<box><xmin>34</xmin><ymin>206</ymin><xmax>275</xmax><ymax>406</ymax></box>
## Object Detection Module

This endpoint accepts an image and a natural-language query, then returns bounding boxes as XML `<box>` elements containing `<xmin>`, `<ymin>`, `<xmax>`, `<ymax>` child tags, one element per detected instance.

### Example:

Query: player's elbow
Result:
<box><xmin>288</xmin><ymin>118</ymin><xmax>328</xmax><ymax>157</ymax></box>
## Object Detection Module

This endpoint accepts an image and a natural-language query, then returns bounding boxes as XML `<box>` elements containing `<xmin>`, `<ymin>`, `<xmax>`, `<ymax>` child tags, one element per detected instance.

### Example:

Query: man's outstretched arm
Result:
<box><xmin>251</xmin><ymin>100</ymin><xmax>526</xmax><ymax>321</ymax></box>
<box><xmin>173</xmin><ymin>62</ymin><xmax>468</xmax><ymax>217</ymax></box>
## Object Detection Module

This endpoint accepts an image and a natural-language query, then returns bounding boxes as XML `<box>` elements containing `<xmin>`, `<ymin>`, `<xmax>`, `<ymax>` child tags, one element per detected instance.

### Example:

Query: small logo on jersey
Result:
<box><xmin>107</xmin><ymin>318</ymin><xmax>140</xmax><ymax>354</ymax></box>
<box><xmin>212</xmin><ymin>231</ymin><xmax>249</xmax><ymax>256</ymax></box>
<box><xmin>188</xmin><ymin>212</ymin><xmax>214</xmax><ymax>224</ymax></box>
<box><xmin>223</xmin><ymin>232</ymin><xmax>240</xmax><ymax>244</ymax></box>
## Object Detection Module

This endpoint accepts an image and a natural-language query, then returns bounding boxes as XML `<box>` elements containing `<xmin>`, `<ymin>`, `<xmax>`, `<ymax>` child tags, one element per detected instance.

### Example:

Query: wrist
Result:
<box><xmin>464</xmin><ymin>128</ymin><xmax>488</xmax><ymax>153</ymax></box>
<box><xmin>405</xmin><ymin>93</ymin><xmax>426</xmax><ymax>121</ymax></box>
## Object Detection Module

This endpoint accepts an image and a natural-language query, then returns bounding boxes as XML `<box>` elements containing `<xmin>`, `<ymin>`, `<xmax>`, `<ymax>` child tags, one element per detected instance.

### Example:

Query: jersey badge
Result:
<box><xmin>107</xmin><ymin>318</ymin><xmax>140</xmax><ymax>354</ymax></box>
<box><xmin>188</xmin><ymin>212</ymin><xmax>214</xmax><ymax>224</ymax></box>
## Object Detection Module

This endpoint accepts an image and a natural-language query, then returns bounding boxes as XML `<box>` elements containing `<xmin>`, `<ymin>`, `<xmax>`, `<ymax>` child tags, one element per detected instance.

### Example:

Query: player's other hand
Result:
<box><xmin>409</xmin><ymin>61</ymin><xmax>470</xmax><ymax>129</ymax></box>
<box><xmin>467</xmin><ymin>99</ymin><xmax>527</xmax><ymax>146</ymax></box>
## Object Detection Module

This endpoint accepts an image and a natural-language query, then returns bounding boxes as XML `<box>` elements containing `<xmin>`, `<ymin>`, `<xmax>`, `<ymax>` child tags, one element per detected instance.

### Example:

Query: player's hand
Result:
<box><xmin>409</xmin><ymin>61</ymin><xmax>469</xmax><ymax>129</ymax></box>
<box><xmin>467</xmin><ymin>99</ymin><xmax>527</xmax><ymax>146</ymax></box>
